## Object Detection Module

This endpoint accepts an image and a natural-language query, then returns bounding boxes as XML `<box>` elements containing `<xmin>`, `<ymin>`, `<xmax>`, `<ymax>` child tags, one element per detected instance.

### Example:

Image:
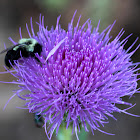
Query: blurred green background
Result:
<box><xmin>0</xmin><ymin>0</ymin><xmax>140</xmax><ymax>140</ymax></box>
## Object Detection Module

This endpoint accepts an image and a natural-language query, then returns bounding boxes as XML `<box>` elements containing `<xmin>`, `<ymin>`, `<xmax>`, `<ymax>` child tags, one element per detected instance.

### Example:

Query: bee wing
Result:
<box><xmin>0</xmin><ymin>46</ymin><xmax>15</xmax><ymax>54</ymax></box>
<box><xmin>0</xmin><ymin>44</ymin><xmax>24</xmax><ymax>54</ymax></box>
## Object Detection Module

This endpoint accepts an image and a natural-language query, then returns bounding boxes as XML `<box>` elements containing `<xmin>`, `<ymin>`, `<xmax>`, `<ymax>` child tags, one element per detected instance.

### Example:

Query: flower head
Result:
<box><xmin>2</xmin><ymin>11</ymin><xmax>140</xmax><ymax>140</ymax></box>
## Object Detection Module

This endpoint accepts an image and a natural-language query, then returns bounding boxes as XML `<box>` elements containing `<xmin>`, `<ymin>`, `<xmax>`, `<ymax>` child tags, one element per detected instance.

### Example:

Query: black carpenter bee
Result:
<box><xmin>0</xmin><ymin>38</ymin><xmax>42</xmax><ymax>68</ymax></box>
<box><xmin>34</xmin><ymin>113</ymin><xmax>44</xmax><ymax>128</ymax></box>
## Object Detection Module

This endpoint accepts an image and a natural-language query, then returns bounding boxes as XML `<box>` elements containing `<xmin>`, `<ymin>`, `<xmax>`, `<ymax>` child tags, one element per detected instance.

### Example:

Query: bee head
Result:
<box><xmin>18</xmin><ymin>38</ymin><xmax>38</xmax><ymax>52</ymax></box>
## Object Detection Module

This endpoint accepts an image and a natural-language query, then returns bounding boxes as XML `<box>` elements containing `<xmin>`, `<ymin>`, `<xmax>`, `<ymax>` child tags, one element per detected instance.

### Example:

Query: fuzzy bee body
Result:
<box><xmin>0</xmin><ymin>38</ymin><xmax>42</xmax><ymax>68</ymax></box>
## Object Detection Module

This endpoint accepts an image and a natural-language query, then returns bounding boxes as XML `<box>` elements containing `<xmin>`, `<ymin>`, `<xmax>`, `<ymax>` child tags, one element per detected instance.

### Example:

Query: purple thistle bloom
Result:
<box><xmin>2</xmin><ymin>11</ymin><xmax>140</xmax><ymax>140</ymax></box>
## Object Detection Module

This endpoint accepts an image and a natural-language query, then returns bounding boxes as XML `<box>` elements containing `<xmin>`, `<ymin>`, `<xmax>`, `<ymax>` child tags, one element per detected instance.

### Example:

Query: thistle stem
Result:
<box><xmin>79</xmin><ymin>127</ymin><xmax>88</xmax><ymax>140</ymax></box>
<box><xmin>57</xmin><ymin>127</ymin><xmax>72</xmax><ymax>140</ymax></box>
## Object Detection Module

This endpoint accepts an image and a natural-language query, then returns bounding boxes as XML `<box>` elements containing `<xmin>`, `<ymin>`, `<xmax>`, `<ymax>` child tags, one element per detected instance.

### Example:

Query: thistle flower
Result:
<box><xmin>2</xmin><ymin>11</ymin><xmax>140</xmax><ymax>140</ymax></box>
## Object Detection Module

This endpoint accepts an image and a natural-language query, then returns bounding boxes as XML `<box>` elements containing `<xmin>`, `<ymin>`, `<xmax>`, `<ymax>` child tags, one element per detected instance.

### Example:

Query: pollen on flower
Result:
<box><xmin>1</xmin><ymin>11</ymin><xmax>140</xmax><ymax>140</ymax></box>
